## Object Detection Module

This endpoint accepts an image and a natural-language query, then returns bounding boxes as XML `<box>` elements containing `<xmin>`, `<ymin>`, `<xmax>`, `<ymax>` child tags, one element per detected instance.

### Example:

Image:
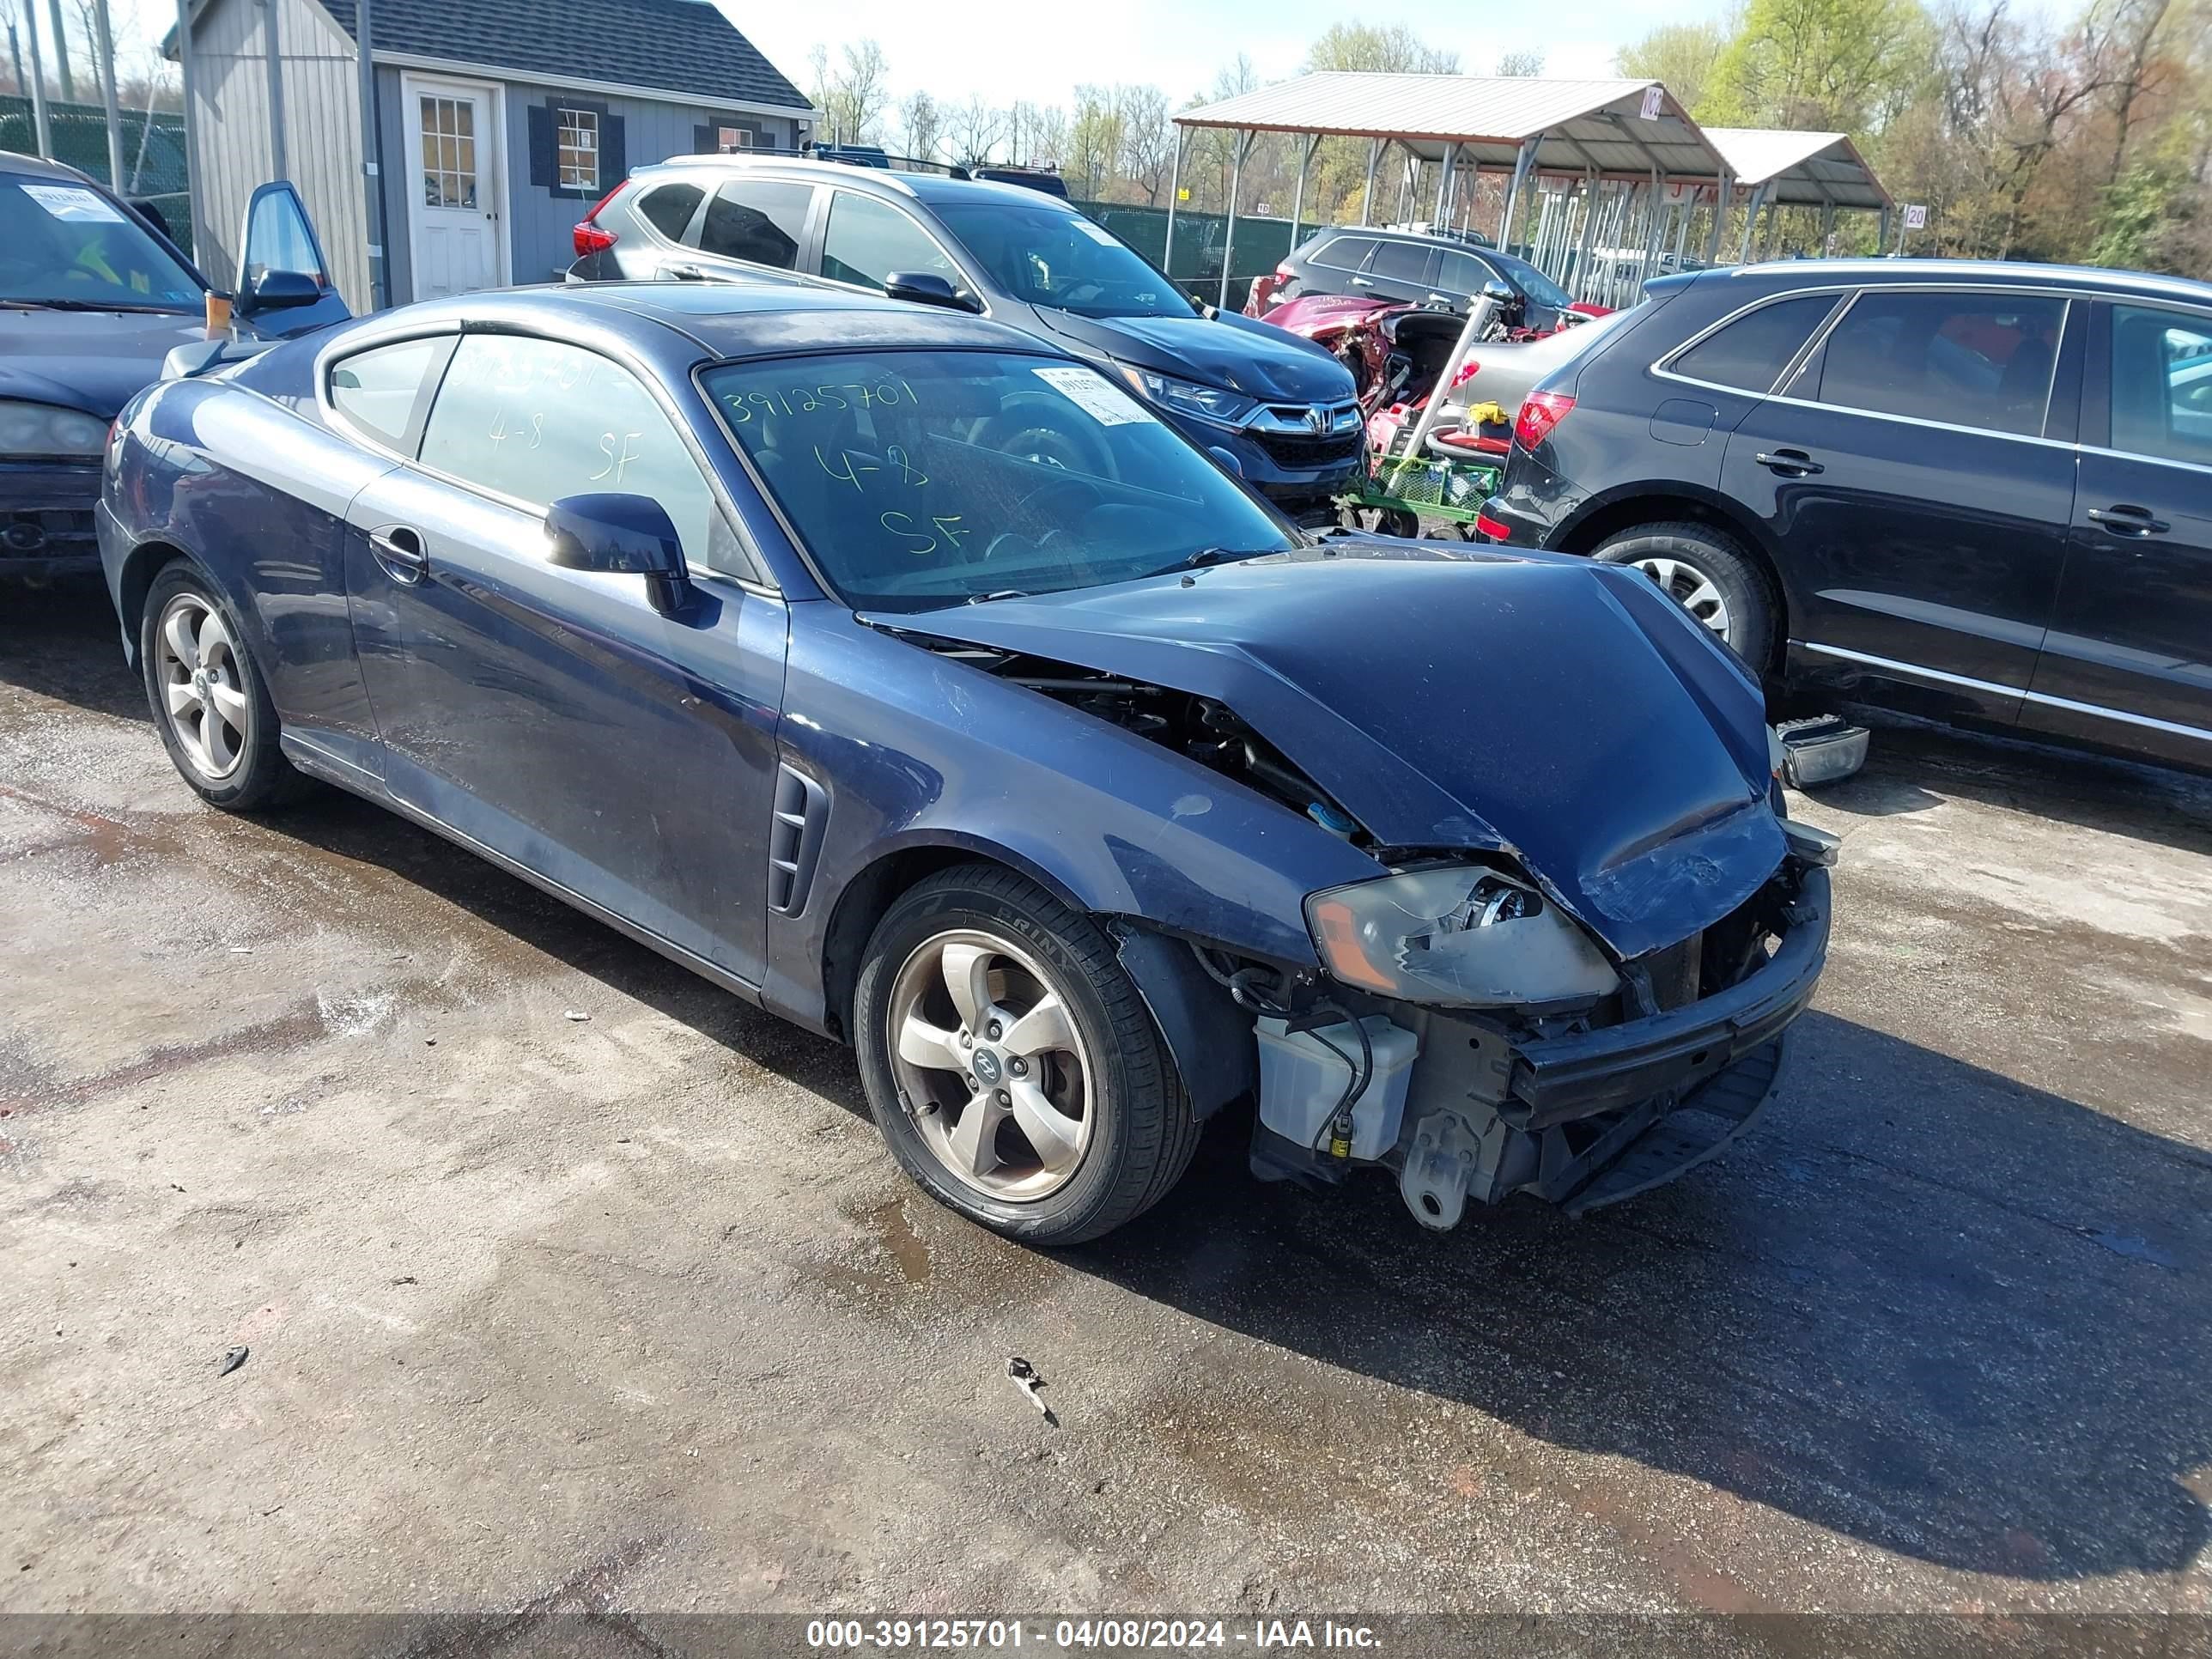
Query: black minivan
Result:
<box><xmin>1480</xmin><ymin>259</ymin><xmax>2212</xmax><ymax>774</ymax></box>
<box><xmin>568</xmin><ymin>157</ymin><xmax>1364</xmax><ymax>515</ymax></box>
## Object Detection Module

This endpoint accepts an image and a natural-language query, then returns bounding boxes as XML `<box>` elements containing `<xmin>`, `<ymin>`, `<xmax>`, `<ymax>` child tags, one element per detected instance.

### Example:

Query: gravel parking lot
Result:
<box><xmin>4</xmin><ymin>576</ymin><xmax>2210</xmax><ymax>1621</ymax></box>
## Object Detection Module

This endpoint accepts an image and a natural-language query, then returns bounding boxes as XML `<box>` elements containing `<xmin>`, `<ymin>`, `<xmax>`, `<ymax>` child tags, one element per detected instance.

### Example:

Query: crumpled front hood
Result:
<box><xmin>0</xmin><ymin>308</ymin><xmax>206</xmax><ymax>418</ymax></box>
<box><xmin>1035</xmin><ymin>307</ymin><xmax>1355</xmax><ymax>405</ymax></box>
<box><xmin>872</xmin><ymin>542</ymin><xmax>1786</xmax><ymax>961</ymax></box>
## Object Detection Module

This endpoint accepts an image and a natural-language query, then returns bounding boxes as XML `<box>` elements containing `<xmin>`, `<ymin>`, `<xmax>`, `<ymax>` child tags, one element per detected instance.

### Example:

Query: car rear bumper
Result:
<box><xmin>1</xmin><ymin>460</ymin><xmax>103</xmax><ymax>578</ymax></box>
<box><xmin>1508</xmin><ymin>865</ymin><xmax>1831</xmax><ymax>1128</ymax></box>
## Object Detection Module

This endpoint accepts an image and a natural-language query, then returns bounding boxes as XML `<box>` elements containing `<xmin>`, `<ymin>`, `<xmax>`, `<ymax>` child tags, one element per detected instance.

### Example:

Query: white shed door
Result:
<box><xmin>404</xmin><ymin>76</ymin><xmax>505</xmax><ymax>300</ymax></box>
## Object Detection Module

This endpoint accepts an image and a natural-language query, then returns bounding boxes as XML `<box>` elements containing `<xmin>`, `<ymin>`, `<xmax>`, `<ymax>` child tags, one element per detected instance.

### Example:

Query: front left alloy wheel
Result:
<box><xmin>854</xmin><ymin>864</ymin><xmax>1200</xmax><ymax>1245</ymax></box>
<box><xmin>141</xmin><ymin>562</ymin><xmax>309</xmax><ymax>812</ymax></box>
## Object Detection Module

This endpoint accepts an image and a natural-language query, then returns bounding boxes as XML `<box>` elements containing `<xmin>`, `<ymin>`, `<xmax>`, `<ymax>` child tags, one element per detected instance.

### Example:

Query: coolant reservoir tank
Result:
<box><xmin>1254</xmin><ymin>1015</ymin><xmax>1419</xmax><ymax>1161</ymax></box>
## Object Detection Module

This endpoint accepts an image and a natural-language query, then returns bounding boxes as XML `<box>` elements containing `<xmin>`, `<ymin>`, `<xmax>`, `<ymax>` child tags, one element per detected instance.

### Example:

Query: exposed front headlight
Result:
<box><xmin>0</xmin><ymin>399</ymin><xmax>109</xmax><ymax>459</ymax></box>
<box><xmin>1305</xmin><ymin>866</ymin><xmax>1620</xmax><ymax>1009</ymax></box>
<box><xmin>1112</xmin><ymin>362</ymin><xmax>1258</xmax><ymax>427</ymax></box>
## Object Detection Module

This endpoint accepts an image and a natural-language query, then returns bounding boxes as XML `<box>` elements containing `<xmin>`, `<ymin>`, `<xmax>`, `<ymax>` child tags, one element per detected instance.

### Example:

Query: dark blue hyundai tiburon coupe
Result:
<box><xmin>98</xmin><ymin>282</ymin><xmax>1833</xmax><ymax>1243</ymax></box>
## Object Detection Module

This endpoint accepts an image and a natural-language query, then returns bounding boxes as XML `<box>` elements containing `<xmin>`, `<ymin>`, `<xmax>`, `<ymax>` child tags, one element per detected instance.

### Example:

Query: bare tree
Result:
<box><xmin>945</xmin><ymin>94</ymin><xmax>1002</xmax><ymax>167</ymax></box>
<box><xmin>1303</xmin><ymin>22</ymin><xmax>1459</xmax><ymax>73</ymax></box>
<box><xmin>1119</xmin><ymin>83</ymin><xmax>1176</xmax><ymax>203</ymax></box>
<box><xmin>838</xmin><ymin>40</ymin><xmax>892</xmax><ymax>144</ymax></box>
<box><xmin>1495</xmin><ymin>48</ymin><xmax>1547</xmax><ymax>76</ymax></box>
<box><xmin>897</xmin><ymin>89</ymin><xmax>941</xmax><ymax>161</ymax></box>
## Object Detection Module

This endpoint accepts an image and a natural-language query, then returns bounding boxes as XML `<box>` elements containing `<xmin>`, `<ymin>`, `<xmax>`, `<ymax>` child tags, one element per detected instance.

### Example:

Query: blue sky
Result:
<box><xmin>719</xmin><ymin>0</ymin><xmax>1700</xmax><ymax>116</ymax></box>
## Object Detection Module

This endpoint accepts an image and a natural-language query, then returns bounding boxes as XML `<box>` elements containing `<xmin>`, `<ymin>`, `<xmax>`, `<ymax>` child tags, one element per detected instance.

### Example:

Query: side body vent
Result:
<box><xmin>769</xmin><ymin>764</ymin><xmax>829</xmax><ymax>917</ymax></box>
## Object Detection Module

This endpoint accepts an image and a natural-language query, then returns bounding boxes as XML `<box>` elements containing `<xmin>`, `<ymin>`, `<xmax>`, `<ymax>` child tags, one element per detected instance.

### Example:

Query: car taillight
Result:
<box><xmin>1474</xmin><ymin>509</ymin><xmax>1513</xmax><ymax>543</ymax></box>
<box><xmin>571</xmin><ymin>184</ymin><xmax>625</xmax><ymax>258</ymax></box>
<box><xmin>1513</xmin><ymin>389</ymin><xmax>1575</xmax><ymax>451</ymax></box>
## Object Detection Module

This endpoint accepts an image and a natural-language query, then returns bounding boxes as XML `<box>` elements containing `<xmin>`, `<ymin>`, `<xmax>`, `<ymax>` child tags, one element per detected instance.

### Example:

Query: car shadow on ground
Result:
<box><xmin>9</xmin><ymin>577</ymin><xmax>2209</xmax><ymax>1583</ymax></box>
<box><xmin>0</xmin><ymin>577</ymin><xmax>149</xmax><ymax>723</ymax></box>
<box><xmin>1809</xmin><ymin>711</ymin><xmax>2212</xmax><ymax>860</ymax></box>
<box><xmin>1073</xmin><ymin>1008</ymin><xmax>2212</xmax><ymax>1583</ymax></box>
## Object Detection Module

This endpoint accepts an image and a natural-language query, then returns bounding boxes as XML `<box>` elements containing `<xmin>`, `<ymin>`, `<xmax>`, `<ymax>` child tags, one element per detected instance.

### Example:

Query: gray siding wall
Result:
<box><xmin>376</xmin><ymin>71</ymin><xmax>799</xmax><ymax>305</ymax></box>
<box><xmin>496</xmin><ymin>81</ymin><xmax>799</xmax><ymax>287</ymax></box>
<box><xmin>187</xmin><ymin>0</ymin><xmax>370</xmax><ymax>309</ymax></box>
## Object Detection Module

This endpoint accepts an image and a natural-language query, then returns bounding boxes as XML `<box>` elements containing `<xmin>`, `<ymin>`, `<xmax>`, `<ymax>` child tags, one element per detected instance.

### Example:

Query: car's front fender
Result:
<box><xmin>763</xmin><ymin>605</ymin><xmax>1382</xmax><ymax>1036</ymax></box>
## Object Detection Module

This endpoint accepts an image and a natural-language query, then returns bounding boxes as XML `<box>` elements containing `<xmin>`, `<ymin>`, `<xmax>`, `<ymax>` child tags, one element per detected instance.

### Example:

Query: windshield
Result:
<box><xmin>0</xmin><ymin>177</ymin><xmax>201</xmax><ymax>311</ymax></box>
<box><xmin>1489</xmin><ymin>250</ymin><xmax>1573</xmax><ymax>312</ymax></box>
<box><xmin>704</xmin><ymin>349</ymin><xmax>1295</xmax><ymax>611</ymax></box>
<box><xmin>933</xmin><ymin>202</ymin><xmax>1195</xmax><ymax>319</ymax></box>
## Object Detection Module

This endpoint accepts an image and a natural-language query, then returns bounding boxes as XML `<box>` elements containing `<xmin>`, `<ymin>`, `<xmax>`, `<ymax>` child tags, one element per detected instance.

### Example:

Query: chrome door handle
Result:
<box><xmin>369</xmin><ymin>525</ymin><xmax>428</xmax><ymax>582</ymax></box>
<box><xmin>665</xmin><ymin>262</ymin><xmax>708</xmax><ymax>281</ymax></box>
<box><xmin>1349</xmin><ymin>276</ymin><xmax>1373</xmax><ymax>288</ymax></box>
<box><xmin>2087</xmin><ymin>504</ymin><xmax>2169</xmax><ymax>536</ymax></box>
<box><xmin>1755</xmin><ymin>449</ymin><xmax>1824</xmax><ymax>477</ymax></box>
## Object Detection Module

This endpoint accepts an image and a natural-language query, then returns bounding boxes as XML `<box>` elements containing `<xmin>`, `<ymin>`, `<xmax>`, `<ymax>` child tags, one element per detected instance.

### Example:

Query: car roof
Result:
<box><xmin>635</xmin><ymin>153</ymin><xmax>1076</xmax><ymax>212</ymax></box>
<box><xmin>1674</xmin><ymin>257</ymin><xmax>2212</xmax><ymax>307</ymax></box>
<box><xmin>379</xmin><ymin>281</ymin><xmax>1060</xmax><ymax>361</ymax></box>
<box><xmin>0</xmin><ymin>149</ymin><xmax>103</xmax><ymax>186</ymax></box>
<box><xmin>1304</xmin><ymin>226</ymin><xmax>1489</xmax><ymax>255</ymax></box>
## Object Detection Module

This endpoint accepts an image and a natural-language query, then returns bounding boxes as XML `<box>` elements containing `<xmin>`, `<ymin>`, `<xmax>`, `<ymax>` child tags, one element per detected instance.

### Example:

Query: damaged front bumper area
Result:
<box><xmin>1250</xmin><ymin>860</ymin><xmax>1831</xmax><ymax>1228</ymax></box>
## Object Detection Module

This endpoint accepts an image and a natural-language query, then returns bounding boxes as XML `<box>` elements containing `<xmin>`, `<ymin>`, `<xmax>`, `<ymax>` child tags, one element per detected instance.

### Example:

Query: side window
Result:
<box><xmin>1670</xmin><ymin>295</ymin><xmax>1839</xmax><ymax>393</ymax></box>
<box><xmin>1307</xmin><ymin>236</ymin><xmax>1376</xmax><ymax>273</ymax></box>
<box><xmin>2110</xmin><ymin>304</ymin><xmax>2212</xmax><ymax>468</ymax></box>
<box><xmin>240</xmin><ymin>181</ymin><xmax>329</xmax><ymax>289</ymax></box>
<box><xmin>820</xmin><ymin>191</ymin><xmax>959</xmax><ymax>291</ymax></box>
<box><xmin>698</xmin><ymin>179</ymin><xmax>812</xmax><ymax>268</ymax></box>
<box><xmin>1806</xmin><ymin>289</ymin><xmax>2067</xmax><ymax>437</ymax></box>
<box><xmin>1366</xmin><ymin>241</ymin><xmax>1433</xmax><ymax>283</ymax></box>
<box><xmin>419</xmin><ymin>335</ymin><xmax>715</xmax><ymax>563</ymax></box>
<box><xmin>1435</xmin><ymin>250</ymin><xmax>1492</xmax><ymax>296</ymax></box>
<box><xmin>327</xmin><ymin>336</ymin><xmax>453</xmax><ymax>453</ymax></box>
<box><xmin>636</xmin><ymin>182</ymin><xmax>704</xmax><ymax>241</ymax></box>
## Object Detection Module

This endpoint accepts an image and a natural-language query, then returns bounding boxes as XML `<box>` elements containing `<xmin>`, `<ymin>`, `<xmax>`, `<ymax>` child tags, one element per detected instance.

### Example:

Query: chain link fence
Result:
<box><xmin>1076</xmin><ymin>200</ymin><xmax>1309</xmax><ymax>301</ymax></box>
<box><xmin>2</xmin><ymin>94</ymin><xmax>195</xmax><ymax>258</ymax></box>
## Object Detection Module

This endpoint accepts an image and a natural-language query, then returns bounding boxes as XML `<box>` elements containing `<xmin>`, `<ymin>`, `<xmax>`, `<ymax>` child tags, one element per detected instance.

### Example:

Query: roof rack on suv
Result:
<box><xmin>703</xmin><ymin>142</ymin><xmax>973</xmax><ymax>179</ymax></box>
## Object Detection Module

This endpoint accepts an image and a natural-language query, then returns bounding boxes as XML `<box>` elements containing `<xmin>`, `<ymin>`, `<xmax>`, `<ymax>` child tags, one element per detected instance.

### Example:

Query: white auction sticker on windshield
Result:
<box><xmin>1072</xmin><ymin>218</ymin><xmax>1120</xmax><ymax>246</ymax></box>
<box><xmin>1033</xmin><ymin>365</ymin><xmax>1151</xmax><ymax>425</ymax></box>
<box><xmin>22</xmin><ymin>184</ymin><xmax>128</xmax><ymax>223</ymax></box>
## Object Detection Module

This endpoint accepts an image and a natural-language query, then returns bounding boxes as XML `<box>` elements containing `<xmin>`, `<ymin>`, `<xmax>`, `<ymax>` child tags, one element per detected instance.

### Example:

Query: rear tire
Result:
<box><xmin>1592</xmin><ymin>520</ymin><xmax>1776</xmax><ymax>676</ymax></box>
<box><xmin>140</xmin><ymin>562</ymin><xmax>310</xmax><ymax>813</ymax></box>
<box><xmin>854</xmin><ymin>864</ymin><xmax>1199</xmax><ymax>1246</ymax></box>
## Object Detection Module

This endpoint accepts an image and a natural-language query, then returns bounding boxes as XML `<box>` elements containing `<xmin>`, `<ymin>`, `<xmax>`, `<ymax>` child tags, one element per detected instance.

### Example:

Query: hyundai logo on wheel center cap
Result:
<box><xmin>972</xmin><ymin>1048</ymin><xmax>1002</xmax><ymax>1085</ymax></box>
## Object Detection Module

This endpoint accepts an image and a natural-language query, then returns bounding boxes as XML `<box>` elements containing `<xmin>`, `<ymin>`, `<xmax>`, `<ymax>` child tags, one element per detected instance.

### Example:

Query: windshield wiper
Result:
<box><xmin>1160</xmin><ymin>546</ymin><xmax>1279</xmax><ymax>576</ymax></box>
<box><xmin>963</xmin><ymin>588</ymin><xmax>1031</xmax><ymax>605</ymax></box>
<box><xmin>0</xmin><ymin>297</ymin><xmax>197</xmax><ymax>313</ymax></box>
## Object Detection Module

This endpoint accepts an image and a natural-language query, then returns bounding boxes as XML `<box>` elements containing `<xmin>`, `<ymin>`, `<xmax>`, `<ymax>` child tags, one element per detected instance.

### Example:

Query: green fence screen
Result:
<box><xmin>1</xmin><ymin>94</ymin><xmax>196</xmax><ymax>258</ymax></box>
<box><xmin>1074</xmin><ymin>200</ymin><xmax>1315</xmax><ymax>301</ymax></box>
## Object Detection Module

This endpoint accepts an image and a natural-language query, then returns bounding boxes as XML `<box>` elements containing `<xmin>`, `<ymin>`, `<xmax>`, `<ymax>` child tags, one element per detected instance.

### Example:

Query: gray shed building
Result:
<box><xmin>169</xmin><ymin>0</ymin><xmax>814</xmax><ymax>310</ymax></box>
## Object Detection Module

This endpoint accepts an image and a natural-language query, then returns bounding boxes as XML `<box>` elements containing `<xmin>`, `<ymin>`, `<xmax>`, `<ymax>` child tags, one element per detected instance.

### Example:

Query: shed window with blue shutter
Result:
<box><xmin>529</xmin><ymin>99</ymin><xmax>623</xmax><ymax>200</ymax></box>
<box><xmin>557</xmin><ymin>108</ymin><xmax>599</xmax><ymax>191</ymax></box>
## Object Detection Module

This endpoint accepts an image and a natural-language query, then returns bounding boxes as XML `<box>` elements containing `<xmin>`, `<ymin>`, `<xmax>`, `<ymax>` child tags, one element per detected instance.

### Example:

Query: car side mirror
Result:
<box><xmin>236</xmin><ymin>267</ymin><xmax>324</xmax><ymax>315</ymax></box>
<box><xmin>1480</xmin><ymin>280</ymin><xmax>1516</xmax><ymax>305</ymax></box>
<box><xmin>885</xmin><ymin>270</ymin><xmax>980</xmax><ymax>313</ymax></box>
<box><xmin>545</xmin><ymin>493</ymin><xmax>694</xmax><ymax>617</ymax></box>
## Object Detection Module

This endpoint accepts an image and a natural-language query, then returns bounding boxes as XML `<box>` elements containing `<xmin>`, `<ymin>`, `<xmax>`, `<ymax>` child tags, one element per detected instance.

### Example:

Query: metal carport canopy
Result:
<box><xmin>1172</xmin><ymin>72</ymin><xmax>1732</xmax><ymax>184</ymax></box>
<box><xmin>1702</xmin><ymin>128</ymin><xmax>1893</xmax><ymax>211</ymax></box>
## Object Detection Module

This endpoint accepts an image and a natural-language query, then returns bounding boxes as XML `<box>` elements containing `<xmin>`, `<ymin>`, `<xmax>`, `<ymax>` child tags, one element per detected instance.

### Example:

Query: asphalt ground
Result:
<box><xmin>3</xmin><ymin>576</ymin><xmax>2209</xmax><ymax>1636</ymax></box>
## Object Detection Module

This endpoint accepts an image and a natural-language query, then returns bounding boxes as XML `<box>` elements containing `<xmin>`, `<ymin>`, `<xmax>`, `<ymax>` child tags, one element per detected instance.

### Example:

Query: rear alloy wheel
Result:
<box><xmin>141</xmin><ymin>562</ymin><xmax>308</xmax><ymax>812</ymax></box>
<box><xmin>1592</xmin><ymin>521</ymin><xmax>1776</xmax><ymax>676</ymax></box>
<box><xmin>854</xmin><ymin>865</ymin><xmax>1199</xmax><ymax>1244</ymax></box>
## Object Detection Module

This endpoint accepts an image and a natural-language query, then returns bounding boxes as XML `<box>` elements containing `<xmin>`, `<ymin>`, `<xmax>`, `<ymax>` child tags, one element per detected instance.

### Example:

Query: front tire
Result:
<box><xmin>140</xmin><ymin>562</ymin><xmax>309</xmax><ymax>812</ymax></box>
<box><xmin>853</xmin><ymin>865</ymin><xmax>1199</xmax><ymax>1245</ymax></box>
<box><xmin>1592</xmin><ymin>520</ymin><xmax>1777</xmax><ymax>676</ymax></box>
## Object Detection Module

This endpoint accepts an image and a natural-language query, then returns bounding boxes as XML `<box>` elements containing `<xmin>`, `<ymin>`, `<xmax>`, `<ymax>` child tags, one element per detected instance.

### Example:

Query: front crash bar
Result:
<box><xmin>1508</xmin><ymin>866</ymin><xmax>1830</xmax><ymax>1128</ymax></box>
